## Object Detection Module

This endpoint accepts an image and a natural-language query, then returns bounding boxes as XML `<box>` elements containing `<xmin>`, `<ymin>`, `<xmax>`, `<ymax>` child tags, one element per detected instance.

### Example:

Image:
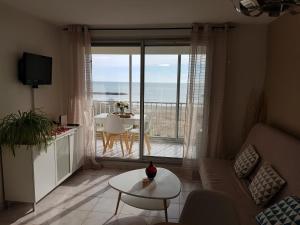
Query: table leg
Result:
<box><xmin>115</xmin><ymin>192</ymin><xmax>122</xmax><ymax>215</ymax></box>
<box><xmin>163</xmin><ymin>199</ymin><xmax>168</xmax><ymax>222</ymax></box>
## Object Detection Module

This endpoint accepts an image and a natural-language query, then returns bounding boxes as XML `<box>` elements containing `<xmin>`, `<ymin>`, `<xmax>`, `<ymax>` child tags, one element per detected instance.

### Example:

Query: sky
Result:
<box><xmin>92</xmin><ymin>54</ymin><xmax>190</xmax><ymax>83</ymax></box>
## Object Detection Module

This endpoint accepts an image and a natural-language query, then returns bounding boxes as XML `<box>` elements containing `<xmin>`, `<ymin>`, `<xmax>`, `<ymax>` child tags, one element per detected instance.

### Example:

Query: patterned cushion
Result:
<box><xmin>234</xmin><ymin>144</ymin><xmax>260</xmax><ymax>178</ymax></box>
<box><xmin>256</xmin><ymin>196</ymin><xmax>300</xmax><ymax>225</ymax></box>
<box><xmin>249</xmin><ymin>163</ymin><xmax>286</xmax><ymax>206</ymax></box>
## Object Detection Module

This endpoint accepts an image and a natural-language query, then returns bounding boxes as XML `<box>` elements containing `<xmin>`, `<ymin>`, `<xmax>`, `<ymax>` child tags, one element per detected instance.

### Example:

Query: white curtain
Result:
<box><xmin>183</xmin><ymin>24</ymin><xmax>229</xmax><ymax>167</ymax></box>
<box><xmin>66</xmin><ymin>25</ymin><xmax>96</xmax><ymax>167</ymax></box>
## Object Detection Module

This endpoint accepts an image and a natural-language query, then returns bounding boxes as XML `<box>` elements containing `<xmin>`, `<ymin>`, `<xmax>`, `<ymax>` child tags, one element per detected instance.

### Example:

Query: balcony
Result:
<box><xmin>93</xmin><ymin>100</ymin><xmax>185</xmax><ymax>159</ymax></box>
<box><xmin>92</xmin><ymin>45</ymin><xmax>192</xmax><ymax>160</ymax></box>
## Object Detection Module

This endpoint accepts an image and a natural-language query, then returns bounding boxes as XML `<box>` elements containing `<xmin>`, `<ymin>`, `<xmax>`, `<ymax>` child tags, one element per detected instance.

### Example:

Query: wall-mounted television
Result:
<box><xmin>19</xmin><ymin>52</ymin><xmax>52</xmax><ymax>88</ymax></box>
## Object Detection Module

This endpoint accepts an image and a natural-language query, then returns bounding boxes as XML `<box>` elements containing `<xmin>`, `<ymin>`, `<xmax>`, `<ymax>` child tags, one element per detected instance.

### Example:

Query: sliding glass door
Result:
<box><xmin>91</xmin><ymin>44</ymin><xmax>190</xmax><ymax>161</ymax></box>
<box><xmin>143</xmin><ymin>46</ymin><xmax>189</xmax><ymax>159</ymax></box>
<box><xmin>92</xmin><ymin>46</ymin><xmax>141</xmax><ymax>159</ymax></box>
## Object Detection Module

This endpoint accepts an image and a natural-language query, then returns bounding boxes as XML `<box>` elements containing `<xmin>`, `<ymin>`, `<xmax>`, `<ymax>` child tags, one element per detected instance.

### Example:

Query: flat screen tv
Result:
<box><xmin>19</xmin><ymin>52</ymin><xmax>52</xmax><ymax>87</ymax></box>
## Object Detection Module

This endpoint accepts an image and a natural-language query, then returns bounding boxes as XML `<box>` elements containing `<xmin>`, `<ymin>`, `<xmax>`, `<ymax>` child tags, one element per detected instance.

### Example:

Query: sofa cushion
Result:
<box><xmin>256</xmin><ymin>196</ymin><xmax>300</xmax><ymax>225</ymax></box>
<box><xmin>234</xmin><ymin>144</ymin><xmax>260</xmax><ymax>178</ymax></box>
<box><xmin>242</xmin><ymin>124</ymin><xmax>300</xmax><ymax>201</ymax></box>
<box><xmin>200</xmin><ymin>158</ymin><xmax>261</xmax><ymax>225</ymax></box>
<box><xmin>199</xmin><ymin>124</ymin><xmax>300</xmax><ymax>225</ymax></box>
<box><xmin>249</xmin><ymin>163</ymin><xmax>286</xmax><ymax>206</ymax></box>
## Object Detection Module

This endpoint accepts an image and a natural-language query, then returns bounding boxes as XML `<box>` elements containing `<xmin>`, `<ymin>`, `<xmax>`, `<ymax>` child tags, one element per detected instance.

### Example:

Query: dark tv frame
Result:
<box><xmin>18</xmin><ymin>52</ymin><xmax>52</xmax><ymax>88</ymax></box>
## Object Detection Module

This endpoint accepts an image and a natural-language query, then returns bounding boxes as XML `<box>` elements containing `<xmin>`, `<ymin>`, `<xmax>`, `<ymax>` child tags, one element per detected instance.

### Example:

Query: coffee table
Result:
<box><xmin>109</xmin><ymin>168</ymin><xmax>181</xmax><ymax>222</ymax></box>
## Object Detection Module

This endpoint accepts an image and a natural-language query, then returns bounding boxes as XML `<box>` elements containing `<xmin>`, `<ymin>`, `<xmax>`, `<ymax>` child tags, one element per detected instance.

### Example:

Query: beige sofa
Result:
<box><xmin>200</xmin><ymin>123</ymin><xmax>300</xmax><ymax>225</ymax></box>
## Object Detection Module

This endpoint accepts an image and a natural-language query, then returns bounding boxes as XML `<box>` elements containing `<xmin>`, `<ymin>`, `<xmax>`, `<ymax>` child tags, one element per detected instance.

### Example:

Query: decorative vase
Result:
<box><xmin>119</xmin><ymin>107</ymin><xmax>125</xmax><ymax>114</ymax></box>
<box><xmin>145</xmin><ymin>161</ymin><xmax>157</xmax><ymax>180</ymax></box>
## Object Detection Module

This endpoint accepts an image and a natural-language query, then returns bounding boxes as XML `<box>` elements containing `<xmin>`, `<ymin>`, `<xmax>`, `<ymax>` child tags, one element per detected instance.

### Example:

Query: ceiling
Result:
<box><xmin>0</xmin><ymin>0</ymin><xmax>274</xmax><ymax>26</ymax></box>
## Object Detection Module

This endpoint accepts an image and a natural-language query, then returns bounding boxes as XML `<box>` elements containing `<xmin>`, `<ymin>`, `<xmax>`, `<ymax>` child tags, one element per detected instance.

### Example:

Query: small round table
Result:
<box><xmin>109</xmin><ymin>168</ymin><xmax>181</xmax><ymax>222</ymax></box>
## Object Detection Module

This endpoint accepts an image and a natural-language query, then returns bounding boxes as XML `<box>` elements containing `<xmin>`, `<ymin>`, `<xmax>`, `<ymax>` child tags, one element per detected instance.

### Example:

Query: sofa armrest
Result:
<box><xmin>179</xmin><ymin>190</ymin><xmax>240</xmax><ymax>225</ymax></box>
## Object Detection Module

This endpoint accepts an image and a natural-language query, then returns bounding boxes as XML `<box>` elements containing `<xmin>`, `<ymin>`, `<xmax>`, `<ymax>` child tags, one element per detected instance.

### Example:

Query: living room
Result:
<box><xmin>0</xmin><ymin>0</ymin><xmax>299</xmax><ymax>225</ymax></box>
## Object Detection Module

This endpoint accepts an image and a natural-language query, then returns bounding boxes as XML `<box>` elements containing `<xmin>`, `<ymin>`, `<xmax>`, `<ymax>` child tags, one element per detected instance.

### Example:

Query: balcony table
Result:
<box><xmin>94</xmin><ymin>113</ymin><xmax>142</xmax><ymax>126</ymax></box>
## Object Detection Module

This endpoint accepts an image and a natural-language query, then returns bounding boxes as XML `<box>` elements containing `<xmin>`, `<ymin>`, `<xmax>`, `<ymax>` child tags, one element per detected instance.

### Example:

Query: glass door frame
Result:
<box><xmin>92</xmin><ymin>40</ymin><xmax>190</xmax><ymax>164</ymax></box>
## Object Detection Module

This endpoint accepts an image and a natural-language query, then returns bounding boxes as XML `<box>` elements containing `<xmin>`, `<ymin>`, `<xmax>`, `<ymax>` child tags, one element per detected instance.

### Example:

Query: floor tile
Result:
<box><xmin>119</xmin><ymin>205</ymin><xmax>148</xmax><ymax>216</ymax></box>
<box><xmin>146</xmin><ymin>203</ymin><xmax>180</xmax><ymax>219</ymax></box>
<box><xmin>36</xmin><ymin>194</ymin><xmax>68</xmax><ymax>211</ymax></box>
<box><xmin>144</xmin><ymin>216</ymin><xmax>165</xmax><ymax>225</ymax></box>
<box><xmin>59</xmin><ymin>195</ymin><xmax>99</xmax><ymax>211</ymax></box>
<box><xmin>48</xmin><ymin>208</ymin><xmax>90</xmax><ymax>225</ymax></box>
<box><xmin>98</xmin><ymin>189</ymin><xmax>119</xmax><ymax>199</ymax></box>
<box><xmin>107</xmin><ymin>215</ymin><xmax>148</xmax><ymax>225</ymax></box>
<box><xmin>17</xmin><ymin>207</ymin><xmax>63</xmax><ymax>225</ymax></box>
<box><xmin>0</xmin><ymin>168</ymin><xmax>199</xmax><ymax>225</ymax></box>
<box><xmin>82</xmin><ymin>212</ymin><xmax>115</xmax><ymax>225</ymax></box>
<box><xmin>93</xmin><ymin>198</ymin><xmax>123</xmax><ymax>214</ymax></box>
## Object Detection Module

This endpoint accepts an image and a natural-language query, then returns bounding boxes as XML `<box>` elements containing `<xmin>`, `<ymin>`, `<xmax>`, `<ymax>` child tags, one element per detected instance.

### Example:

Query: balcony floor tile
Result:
<box><xmin>96</xmin><ymin>139</ymin><xmax>183</xmax><ymax>159</ymax></box>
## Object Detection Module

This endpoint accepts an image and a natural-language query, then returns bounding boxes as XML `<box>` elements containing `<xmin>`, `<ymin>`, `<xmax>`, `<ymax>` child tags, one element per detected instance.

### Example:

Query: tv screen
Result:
<box><xmin>19</xmin><ymin>52</ymin><xmax>52</xmax><ymax>86</ymax></box>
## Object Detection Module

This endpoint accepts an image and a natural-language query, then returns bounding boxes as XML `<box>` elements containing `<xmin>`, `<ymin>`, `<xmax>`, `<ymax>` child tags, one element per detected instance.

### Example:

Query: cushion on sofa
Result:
<box><xmin>200</xmin><ymin>158</ymin><xmax>261</xmax><ymax>225</ymax></box>
<box><xmin>256</xmin><ymin>196</ymin><xmax>300</xmax><ymax>225</ymax></box>
<box><xmin>242</xmin><ymin>124</ymin><xmax>300</xmax><ymax>201</ymax></box>
<box><xmin>200</xmin><ymin>124</ymin><xmax>300</xmax><ymax>225</ymax></box>
<box><xmin>234</xmin><ymin>144</ymin><xmax>260</xmax><ymax>178</ymax></box>
<box><xmin>248</xmin><ymin>163</ymin><xmax>286</xmax><ymax>206</ymax></box>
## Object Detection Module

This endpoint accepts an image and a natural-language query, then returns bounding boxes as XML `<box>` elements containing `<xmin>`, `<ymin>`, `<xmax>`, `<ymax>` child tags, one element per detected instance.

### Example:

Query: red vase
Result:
<box><xmin>145</xmin><ymin>161</ymin><xmax>157</xmax><ymax>180</ymax></box>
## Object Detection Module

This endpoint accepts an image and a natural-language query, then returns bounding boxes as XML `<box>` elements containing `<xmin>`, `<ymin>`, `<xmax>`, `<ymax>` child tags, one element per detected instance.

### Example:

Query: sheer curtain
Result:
<box><xmin>183</xmin><ymin>24</ymin><xmax>229</xmax><ymax>168</ymax></box>
<box><xmin>66</xmin><ymin>25</ymin><xmax>96</xmax><ymax>167</ymax></box>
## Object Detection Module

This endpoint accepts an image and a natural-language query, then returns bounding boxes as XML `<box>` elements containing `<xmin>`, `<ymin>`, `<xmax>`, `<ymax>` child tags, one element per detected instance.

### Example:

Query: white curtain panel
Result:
<box><xmin>66</xmin><ymin>25</ymin><xmax>96</xmax><ymax>167</ymax></box>
<box><xmin>183</xmin><ymin>24</ymin><xmax>229</xmax><ymax>167</ymax></box>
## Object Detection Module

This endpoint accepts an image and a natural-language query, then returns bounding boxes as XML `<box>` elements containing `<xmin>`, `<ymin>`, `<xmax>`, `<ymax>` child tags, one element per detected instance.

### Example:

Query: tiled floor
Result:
<box><xmin>0</xmin><ymin>168</ymin><xmax>201</xmax><ymax>225</ymax></box>
<box><xmin>96</xmin><ymin>139</ymin><xmax>183</xmax><ymax>159</ymax></box>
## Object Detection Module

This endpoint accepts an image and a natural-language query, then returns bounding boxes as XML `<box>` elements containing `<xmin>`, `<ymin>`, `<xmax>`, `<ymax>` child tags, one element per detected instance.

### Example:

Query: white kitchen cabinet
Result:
<box><xmin>33</xmin><ymin>143</ymin><xmax>56</xmax><ymax>202</ymax></box>
<box><xmin>70</xmin><ymin>133</ymin><xmax>77</xmax><ymax>173</ymax></box>
<box><xmin>70</xmin><ymin>127</ymin><xmax>84</xmax><ymax>173</ymax></box>
<box><xmin>1</xmin><ymin>127</ymin><xmax>82</xmax><ymax>210</ymax></box>
<box><xmin>56</xmin><ymin>135</ymin><xmax>71</xmax><ymax>184</ymax></box>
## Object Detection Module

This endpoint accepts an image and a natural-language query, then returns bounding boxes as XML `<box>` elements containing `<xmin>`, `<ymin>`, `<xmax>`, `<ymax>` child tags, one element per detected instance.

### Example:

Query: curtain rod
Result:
<box><xmin>63</xmin><ymin>24</ymin><xmax>235</xmax><ymax>31</ymax></box>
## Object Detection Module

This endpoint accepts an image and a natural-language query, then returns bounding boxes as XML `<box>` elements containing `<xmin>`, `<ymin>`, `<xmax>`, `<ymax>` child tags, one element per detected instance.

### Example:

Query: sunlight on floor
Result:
<box><xmin>0</xmin><ymin>168</ymin><xmax>201</xmax><ymax>225</ymax></box>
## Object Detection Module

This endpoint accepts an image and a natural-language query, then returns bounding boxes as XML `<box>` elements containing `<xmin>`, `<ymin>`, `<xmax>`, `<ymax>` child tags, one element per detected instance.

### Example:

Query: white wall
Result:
<box><xmin>0</xmin><ymin>2</ymin><xmax>65</xmax><ymax>207</ymax></box>
<box><xmin>265</xmin><ymin>14</ymin><xmax>300</xmax><ymax>138</ymax></box>
<box><xmin>223</xmin><ymin>24</ymin><xmax>268</xmax><ymax>157</ymax></box>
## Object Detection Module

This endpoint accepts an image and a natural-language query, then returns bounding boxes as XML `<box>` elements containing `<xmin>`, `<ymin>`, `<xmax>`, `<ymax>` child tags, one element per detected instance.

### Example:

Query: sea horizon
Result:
<box><xmin>92</xmin><ymin>81</ymin><xmax>188</xmax><ymax>103</ymax></box>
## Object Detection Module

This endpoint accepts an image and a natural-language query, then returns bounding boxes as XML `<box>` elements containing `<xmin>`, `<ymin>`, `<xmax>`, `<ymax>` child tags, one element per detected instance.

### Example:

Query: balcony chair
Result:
<box><xmin>95</xmin><ymin>124</ymin><xmax>106</xmax><ymax>151</ymax></box>
<box><xmin>128</xmin><ymin>116</ymin><xmax>151</xmax><ymax>155</ymax></box>
<box><xmin>103</xmin><ymin>114</ymin><xmax>129</xmax><ymax>156</ymax></box>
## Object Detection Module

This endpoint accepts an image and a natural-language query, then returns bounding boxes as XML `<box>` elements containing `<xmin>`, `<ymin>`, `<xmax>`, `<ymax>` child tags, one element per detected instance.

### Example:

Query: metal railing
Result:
<box><xmin>93</xmin><ymin>100</ymin><xmax>187</xmax><ymax>139</ymax></box>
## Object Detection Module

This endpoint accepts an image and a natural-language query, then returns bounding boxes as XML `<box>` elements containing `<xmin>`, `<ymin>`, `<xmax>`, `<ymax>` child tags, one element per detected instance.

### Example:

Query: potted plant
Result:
<box><xmin>0</xmin><ymin>110</ymin><xmax>54</xmax><ymax>156</ymax></box>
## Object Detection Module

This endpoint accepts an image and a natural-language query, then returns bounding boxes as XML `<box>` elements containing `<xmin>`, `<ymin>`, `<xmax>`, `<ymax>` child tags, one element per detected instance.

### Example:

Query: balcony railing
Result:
<box><xmin>93</xmin><ymin>100</ymin><xmax>187</xmax><ymax>139</ymax></box>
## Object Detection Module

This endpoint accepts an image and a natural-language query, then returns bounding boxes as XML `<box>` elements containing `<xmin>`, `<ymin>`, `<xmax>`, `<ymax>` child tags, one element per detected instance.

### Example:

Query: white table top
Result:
<box><xmin>94</xmin><ymin>113</ymin><xmax>143</xmax><ymax>126</ymax></box>
<box><xmin>109</xmin><ymin>168</ymin><xmax>181</xmax><ymax>200</ymax></box>
<box><xmin>95</xmin><ymin>113</ymin><xmax>140</xmax><ymax>119</ymax></box>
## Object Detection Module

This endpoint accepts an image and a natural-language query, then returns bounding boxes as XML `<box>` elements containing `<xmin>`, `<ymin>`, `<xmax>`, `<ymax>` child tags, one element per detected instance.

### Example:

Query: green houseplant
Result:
<box><xmin>0</xmin><ymin>110</ymin><xmax>54</xmax><ymax>155</ymax></box>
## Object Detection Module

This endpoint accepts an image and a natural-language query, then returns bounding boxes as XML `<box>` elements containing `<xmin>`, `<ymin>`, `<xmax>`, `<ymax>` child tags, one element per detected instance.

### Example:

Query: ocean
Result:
<box><xmin>92</xmin><ymin>81</ymin><xmax>188</xmax><ymax>103</ymax></box>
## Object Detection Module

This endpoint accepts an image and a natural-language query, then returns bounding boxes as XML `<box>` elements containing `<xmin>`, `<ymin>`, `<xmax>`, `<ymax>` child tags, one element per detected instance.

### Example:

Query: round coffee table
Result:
<box><xmin>109</xmin><ymin>168</ymin><xmax>181</xmax><ymax>222</ymax></box>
